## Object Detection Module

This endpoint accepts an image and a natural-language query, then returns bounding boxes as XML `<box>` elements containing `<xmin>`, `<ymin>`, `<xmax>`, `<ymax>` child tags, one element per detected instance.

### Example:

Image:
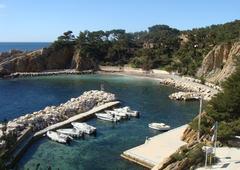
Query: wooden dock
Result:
<box><xmin>121</xmin><ymin>125</ymin><xmax>188</xmax><ymax>169</ymax></box>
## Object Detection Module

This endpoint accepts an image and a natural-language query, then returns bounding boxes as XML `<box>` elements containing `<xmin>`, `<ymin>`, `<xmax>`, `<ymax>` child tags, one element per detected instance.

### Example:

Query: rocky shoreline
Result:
<box><xmin>169</xmin><ymin>91</ymin><xmax>202</xmax><ymax>101</ymax></box>
<box><xmin>2</xmin><ymin>67</ymin><xmax>221</xmax><ymax>101</ymax></box>
<box><xmin>158</xmin><ymin>77</ymin><xmax>221</xmax><ymax>101</ymax></box>
<box><xmin>99</xmin><ymin>69</ymin><xmax>221</xmax><ymax>101</ymax></box>
<box><xmin>3</xmin><ymin>69</ymin><xmax>94</xmax><ymax>78</ymax></box>
<box><xmin>0</xmin><ymin>90</ymin><xmax>116</xmax><ymax>150</ymax></box>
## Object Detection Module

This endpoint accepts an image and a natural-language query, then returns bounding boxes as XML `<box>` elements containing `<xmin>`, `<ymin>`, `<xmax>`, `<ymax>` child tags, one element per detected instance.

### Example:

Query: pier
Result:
<box><xmin>6</xmin><ymin>100</ymin><xmax>120</xmax><ymax>167</ymax></box>
<box><xmin>121</xmin><ymin>125</ymin><xmax>187</xmax><ymax>169</ymax></box>
<box><xmin>34</xmin><ymin>101</ymin><xmax>120</xmax><ymax>138</ymax></box>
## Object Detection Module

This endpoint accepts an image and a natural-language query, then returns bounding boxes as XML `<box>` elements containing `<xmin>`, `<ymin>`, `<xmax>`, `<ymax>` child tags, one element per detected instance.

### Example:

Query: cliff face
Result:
<box><xmin>197</xmin><ymin>42</ymin><xmax>240</xmax><ymax>83</ymax></box>
<box><xmin>71</xmin><ymin>49</ymin><xmax>98</xmax><ymax>71</ymax></box>
<box><xmin>0</xmin><ymin>47</ymin><xmax>77</xmax><ymax>76</ymax></box>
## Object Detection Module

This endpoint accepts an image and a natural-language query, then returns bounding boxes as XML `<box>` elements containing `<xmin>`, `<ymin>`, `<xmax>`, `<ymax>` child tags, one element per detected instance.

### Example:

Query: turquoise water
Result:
<box><xmin>0</xmin><ymin>74</ymin><xmax>198</xmax><ymax>169</ymax></box>
<box><xmin>0</xmin><ymin>42</ymin><xmax>51</xmax><ymax>52</ymax></box>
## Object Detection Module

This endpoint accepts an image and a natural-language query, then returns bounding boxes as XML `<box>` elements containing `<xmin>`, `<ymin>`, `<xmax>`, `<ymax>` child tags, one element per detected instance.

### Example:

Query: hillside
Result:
<box><xmin>1</xmin><ymin>20</ymin><xmax>240</xmax><ymax>81</ymax></box>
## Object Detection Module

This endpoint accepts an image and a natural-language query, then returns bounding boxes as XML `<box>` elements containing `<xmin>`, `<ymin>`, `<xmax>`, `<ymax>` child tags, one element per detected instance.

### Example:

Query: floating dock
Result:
<box><xmin>121</xmin><ymin>125</ymin><xmax>187</xmax><ymax>169</ymax></box>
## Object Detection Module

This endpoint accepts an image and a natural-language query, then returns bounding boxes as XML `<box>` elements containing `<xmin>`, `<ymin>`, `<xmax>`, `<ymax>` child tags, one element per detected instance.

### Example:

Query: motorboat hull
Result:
<box><xmin>71</xmin><ymin>122</ymin><xmax>96</xmax><ymax>135</ymax></box>
<box><xmin>148</xmin><ymin>123</ymin><xmax>171</xmax><ymax>131</ymax></box>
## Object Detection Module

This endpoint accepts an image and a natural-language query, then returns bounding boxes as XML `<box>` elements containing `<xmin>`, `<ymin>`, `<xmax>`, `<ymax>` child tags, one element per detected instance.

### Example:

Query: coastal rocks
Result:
<box><xmin>169</xmin><ymin>92</ymin><xmax>201</xmax><ymax>101</ymax></box>
<box><xmin>181</xmin><ymin>126</ymin><xmax>198</xmax><ymax>143</ymax></box>
<box><xmin>197</xmin><ymin>41</ymin><xmax>240</xmax><ymax>83</ymax></box>
<box><xmin>0</xmin><ymin>90</ymin><xmax>116</xmax><ymax>149</ymax></box>
<box><xmin>0</xmin><ymin>46</ymin><xmax>75</xmax><ymax>77</ymax></box>
<box><xmin>157</xmin><ymin>142</ymin><xmax>204</xmax><ymax>170</ymax></box>
<box><xmin>0</xmin><ymin>45</ymin><xmax>99</xmax><ymax>77</ymax></box>
<box><xmin>46</xmin><ymin>46</ymin><xmax>74</xmax><ymax>69</ymax></box>
<box><xmin>6</xmin><ymin>69</ymin><xmax>94</xmax><ymax>78</ymax></box>
<box><xmin>0</xmin><ymin>49</ymin><xmax>23</xmax><ymax>63</ymax></box>
<box><xmin>159</xmin><ymin>77</ymin><xmax>219</xmax><ymax>101</ymax></box>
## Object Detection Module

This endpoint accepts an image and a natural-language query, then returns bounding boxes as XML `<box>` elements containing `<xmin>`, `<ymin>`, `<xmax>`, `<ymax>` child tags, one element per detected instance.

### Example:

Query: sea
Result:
<box><xmin>0</xmin><ymin>42</ymin><xmax>51</xmax><ymax>52</ymax></box>
<box><xmin>0</xmin><ymin>43</ymin><xmax>198</xmax><ymax>170</ymax></box>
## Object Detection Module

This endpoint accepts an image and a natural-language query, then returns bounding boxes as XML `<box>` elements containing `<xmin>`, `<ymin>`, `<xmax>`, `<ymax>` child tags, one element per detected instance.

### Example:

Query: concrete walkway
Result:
<box><xmin>197</xmin><ymin>147</ymin><xmax>240</xmax><ymax>170</ymax></box>
<box><xmin>121</xmin><ymin>125</ymin><xmax>187</xmax><ymax>169</ymax></box>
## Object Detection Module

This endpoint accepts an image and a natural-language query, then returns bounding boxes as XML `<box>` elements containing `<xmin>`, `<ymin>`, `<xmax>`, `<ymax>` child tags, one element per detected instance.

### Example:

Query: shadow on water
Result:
<box><xmin>0</xmin><ymin>74</ymin><xmax>199</xmax><ymax>170</ymax></box>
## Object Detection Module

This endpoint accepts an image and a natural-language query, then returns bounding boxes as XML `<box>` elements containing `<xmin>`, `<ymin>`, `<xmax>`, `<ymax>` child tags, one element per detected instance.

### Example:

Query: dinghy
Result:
<box><xmin>71</xmin><ymin>122</ymin><xmax>96</xmax><ymax>135</ymax></box>
<box><xmin>56</xmin><ymin>128</ymin><xmax>83</xmax><ymax>138</ymax></box>
<box><xmin>46</xmin><ymin>131</ymin><xmax>71</xmax><ymax>144</ymax></box>
<box><xmin>148</xmin><ymin>122</ymin><xmax>171</xmax><ymax>131</ymax></box>
<box><xmin>105</xmin><ymin>110</ymin><xmax>128</xmax><ymax>119</ymax></box>
<box><xmin>95</xmin><ymin>113</ymin><xmax>120</xmax><ymax>122</ymax></box>
<box><xmin>114</xmin><ymin>106</ymin><xmax>139</xmax><ymax>117</ymax></box>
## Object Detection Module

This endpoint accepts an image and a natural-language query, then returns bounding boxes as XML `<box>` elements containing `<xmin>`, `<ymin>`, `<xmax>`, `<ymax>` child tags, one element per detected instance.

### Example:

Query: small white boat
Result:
<box><xmin>46</xmin><ymin>131</ymin><xmax>71</xmax><ymax>144</ymax></box>
<box><xmin>56</xmin><ymin>128</ymin><xmax>83</xmax><ymax>138</ymax></box>
<box><xmin>71</xmin><ymin>122</ymin><xmax>96</xmax><ymax>135</ymax></box>
<box><xmin>114</xmin><ymin>106</ymin><xmax>139</xmax><ymax>117</ymax></box>
<box><xmin>105</xmin><ymin>110</ymin><xmax>128</xmax><ymax>119</ymax></box>
<box><xmin>95</xmin><ymin>113</ymin><xmax>120</xmax><ymax>122</ymax></box>
<box><xmin>148</xmin><ymin>123</ymin><xmax>171</xmax><ymax>131</ymax></box>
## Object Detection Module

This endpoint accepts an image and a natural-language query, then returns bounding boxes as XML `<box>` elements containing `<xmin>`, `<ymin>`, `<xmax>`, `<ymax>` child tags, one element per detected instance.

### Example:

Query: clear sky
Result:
<box><xmin>0</xmin><ymin>0</ymin><xmax>239</xmax><ymax>42</ymax></box>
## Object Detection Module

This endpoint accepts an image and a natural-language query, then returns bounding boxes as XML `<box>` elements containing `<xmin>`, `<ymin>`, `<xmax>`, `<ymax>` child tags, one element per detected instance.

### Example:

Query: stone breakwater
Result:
<box><xmin>0</xmin><ymin>90</ymin><xmax>116</xmax><ymax>149</ymax></box>
<box><xmin>169</xmin><ymin>92</ymin><xmax>202</xmax><ymax>101</ymax></box>
<box><xmin>4</xmin><ymin>69</ymin><xmax>94</xmax><ymax>78</ymax></box>
<box><xmin>158</xmin><ymin>77</ymin><xmax>221</xmax><ymax>101</ymax></box>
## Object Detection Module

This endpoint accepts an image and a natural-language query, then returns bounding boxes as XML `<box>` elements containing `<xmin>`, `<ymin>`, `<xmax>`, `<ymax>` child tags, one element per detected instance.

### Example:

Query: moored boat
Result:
<box><xmin>105</xmin><ymin>110</ymin><xmax>128</xmax><ymax>119</ymax></box>
<box><xmin>46</xmin><ymin>131</ymin><xmax>71</xmax><ymax>144</ymax></box>
<box><xmin>95</xmin><ymin>113</ymin><xmax>120</xmax><ymax>122</ymax></box>
<box><xmin>56</xmin><ymin>128</ymin><xmax>83</xmax><ymax>138</ymax></box>
<box><xmin>71</xmin><ymin>122</ymin><xmax>96</xmax><ymax>135</ymax></box>
<box><xmin>114</xmin><ymin>106</ymin><xmax>139</xmax><ymax>117</ymax></box>
<box><xmin>148</xmin><ymin>122</ymin><xmax>171</xmax><ymax>131</ymax></box>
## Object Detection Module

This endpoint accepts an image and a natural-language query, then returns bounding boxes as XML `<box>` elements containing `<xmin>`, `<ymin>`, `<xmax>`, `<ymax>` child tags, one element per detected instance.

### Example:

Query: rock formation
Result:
<box><xmin>169</xmin><ymin>92</ymin><xmax>201</xmax><ymax>101</ymax></box>
<box><xmin>0</xmin><ymin>45</ymin><xmax>98</xmax><ymax>77</ymax></box>
<box><xmin>71</xmin><ymin>49</ymin><xmax>98</xmax><ymax>71</ymax></box>
<box><xmin>197</xmin><ymin>41</ymin><xmax>240</xmax><ymax>84</ymax></box>
<box><xmin>159</xmin><ymin>77</ymin><xmax>220</xmax><ymax>101</ymax></box>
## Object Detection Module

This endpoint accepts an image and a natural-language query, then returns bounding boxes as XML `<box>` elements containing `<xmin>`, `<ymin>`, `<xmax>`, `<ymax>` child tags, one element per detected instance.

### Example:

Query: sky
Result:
<box><xmin>0</xmin><ymin>0</ymin><xmax>239</xmax><ymax>42</ymax></box>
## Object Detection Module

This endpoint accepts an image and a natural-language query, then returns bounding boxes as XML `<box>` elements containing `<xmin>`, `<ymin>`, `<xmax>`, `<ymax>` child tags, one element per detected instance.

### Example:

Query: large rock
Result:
<box><xmin>46</xmin><ymin>46</ymin><xmax>74</xmax><ymax>69</ymax></box>
<box><xmin>197</xmin><ymin>41</ymin><xmax>240</xmax><ymax>83</ymax></box>
<box><xmin>0</xmin><ymin>47</ymin><xmax>75</xmax><ymax>76</ymax></box>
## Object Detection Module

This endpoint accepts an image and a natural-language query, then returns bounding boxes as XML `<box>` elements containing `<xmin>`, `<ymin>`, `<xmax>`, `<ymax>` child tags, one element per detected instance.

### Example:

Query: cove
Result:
<box><xmin>0</xmin><ymin>74</ymin><xmax>198</xmax><ymax>169</ymax></box>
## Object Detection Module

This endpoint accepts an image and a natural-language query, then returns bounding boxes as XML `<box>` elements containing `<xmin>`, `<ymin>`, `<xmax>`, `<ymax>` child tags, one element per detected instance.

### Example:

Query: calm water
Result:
<box><xmin>0</xmin><ymin>74</ymin><xmax>198</xmax><ymax>170</ymax></box>
<box><xmin>0</xmin><ymin>42</ymin><xmax>51</xmax><ymax>52</ymax></box>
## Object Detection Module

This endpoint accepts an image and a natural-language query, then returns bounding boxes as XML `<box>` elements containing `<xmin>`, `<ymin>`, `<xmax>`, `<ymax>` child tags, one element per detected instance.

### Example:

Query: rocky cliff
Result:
<box><xmin>71</xmin><ymin>49</ymin><xmax>98</xmax><ymax>71</ymax></box>
<box><xmin>0</xmin><ymin>46</ymin><xmax>97</xmax><ymax>77</ymax></box>
<box><xmin>197</xmin><ymin>41</ymin><xmax>240</xmax><ymax>84</ymax></box>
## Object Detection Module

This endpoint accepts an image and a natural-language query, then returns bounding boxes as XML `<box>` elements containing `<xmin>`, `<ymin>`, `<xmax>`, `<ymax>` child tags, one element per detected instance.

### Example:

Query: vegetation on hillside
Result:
<box><xmin>190</xmin><ymin>57</ymin><xmax>240</xmax><ymax>142</ymax></box>
<box><xmin>50</xmin><ymin>20</ymin><xmax>240</xmax><ymax>75</ymax></box>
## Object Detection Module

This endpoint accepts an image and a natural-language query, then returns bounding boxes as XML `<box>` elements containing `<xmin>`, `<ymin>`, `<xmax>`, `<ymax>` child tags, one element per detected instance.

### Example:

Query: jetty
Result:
<box><xmin>4</xmin><ymin>69</ymin><xmax>94</xmax><ymax>78</ymax></box>
<box><xmin>121</xmin><ymin>125</ymin><xmax>187</xmax><ymax>169</ymax></box>
<box><xmin>0</xmin><ymin>90</ymin><xmax>119</xmax><ymax>167</ymax></box>
<box><xmin>34</xmin><ymin>101</ymin><xmax>119</xmax><ymax>137</ymax></box>
<box><xmin>6</xmin><ymin>101</ymin><xmax>120</xmax><ymax>167</ymax></box>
